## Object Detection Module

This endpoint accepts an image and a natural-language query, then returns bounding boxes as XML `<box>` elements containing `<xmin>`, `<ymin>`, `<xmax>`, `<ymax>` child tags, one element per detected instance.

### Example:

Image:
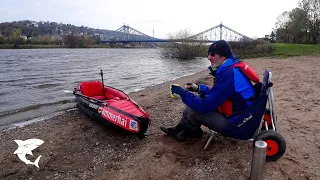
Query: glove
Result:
<box><xmin>170</xmin><ymin>84</ymin><xmax>186</xmax><ymax>97</ymax></box>
<box><xmin>208</xmin><ymin>66</ymin><xmax>217</xmax><ymax>76</ymax></box>
<box><xmin>184</xmin><ymin>83</ymin><xmax>199</xmax><ymax>92</ymax></box>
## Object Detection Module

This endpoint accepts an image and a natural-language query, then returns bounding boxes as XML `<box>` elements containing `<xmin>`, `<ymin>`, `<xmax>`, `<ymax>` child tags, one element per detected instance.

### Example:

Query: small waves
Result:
<box><xmin>0</xmin><ymin>99</ymin><xmax>74</xmax><ymax>118</ymax></box>
<box><xmin>34</xmin><ymin>83</ymin><xmax>62</xmax><ymax>89</ymax></box>
<box><xmin>0</xmin><ymin>77</ymin><xmax>39</xmax><ymax>83</ymax></box>
<box><xmin>120</xmin><ymin>76</ymin><xmax>138</xmax><ymax>80</ymax></box>
<box><xmin>0</xmin><ymin>91</ymin><xmax>7</xmax><ymax>96</ymax></box>
<box><xmin>133</xmin><ymin>88</ymin><xmax>144</xmax><ymax>92</ymax></box>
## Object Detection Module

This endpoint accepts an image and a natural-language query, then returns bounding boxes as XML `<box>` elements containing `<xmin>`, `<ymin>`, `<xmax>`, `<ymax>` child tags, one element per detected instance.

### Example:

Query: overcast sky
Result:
<box><xmin>1</xmin><ymin>0</ymin><xmax>300</xmax><ymax>39</ymax></box>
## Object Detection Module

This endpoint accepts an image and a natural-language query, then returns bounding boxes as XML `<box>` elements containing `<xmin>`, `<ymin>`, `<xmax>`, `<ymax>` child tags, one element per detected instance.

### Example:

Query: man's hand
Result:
<box><xmin>170</xmin><ymin>84</ymin><xmax>186</xmax><ymax>97</ymax></box>
<box><xmin>184</xmin><ymin>83</ymin><xmax>199</xmax><ymax>92</ymax></box>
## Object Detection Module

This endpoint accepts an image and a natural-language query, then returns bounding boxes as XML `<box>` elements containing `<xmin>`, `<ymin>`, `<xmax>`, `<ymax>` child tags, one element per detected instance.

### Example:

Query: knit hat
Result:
<box><xmin>208</xmin><ymin>40</ymin><xmax>232</xmax><ymax>58</ymax></box>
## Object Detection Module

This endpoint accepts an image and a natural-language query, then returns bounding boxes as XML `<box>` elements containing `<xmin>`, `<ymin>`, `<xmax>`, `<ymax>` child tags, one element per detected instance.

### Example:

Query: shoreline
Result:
<box><xmin>0</xmin><ymin>69</ymin><xmax>207</xmax><ymax>132</ymax></box>
<box><xmin>2</xmin><ymin>108</ymin><xmax>77</xmax><ymax>132</ymax></box>
<box><xmin>1</xmin><ymin>56</ymin><xmax>320</xmax><ymax>179</ymax></box>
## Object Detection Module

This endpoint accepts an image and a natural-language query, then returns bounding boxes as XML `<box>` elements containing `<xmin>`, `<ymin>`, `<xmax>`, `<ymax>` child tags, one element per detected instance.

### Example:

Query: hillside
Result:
<box><xmin>0</xmin><ymin>20</ymin><xmax>160</xmax><ymax>48</ymax></box>
<box><xmin>0</xmin><ymin>20</ymin><xmax>121</xmax><ymax>39</ymax></box>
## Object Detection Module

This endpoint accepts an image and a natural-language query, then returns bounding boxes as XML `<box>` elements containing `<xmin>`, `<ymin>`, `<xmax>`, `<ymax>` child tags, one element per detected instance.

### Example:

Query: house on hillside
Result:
<box><xmin>26</xmin><ymin>21</ymin><xmax>39</xmax><ymax>28</ymax></box>
<box><xmin>32</xmin><ymin>21</ymin><xmax>39</xmax><ymax>28</ymax></box>
<box><xmin>21</xmin><ymin>36</ymin><xmax>27</xmax><ymax>40</ymax></box>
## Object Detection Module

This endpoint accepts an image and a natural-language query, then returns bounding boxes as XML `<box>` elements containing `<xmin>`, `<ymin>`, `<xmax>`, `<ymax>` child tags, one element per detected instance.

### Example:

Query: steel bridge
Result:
<box><xmin>100</xmin><ymin>23</ymin><xmax>253</xmax><ymax>43</ymax></box>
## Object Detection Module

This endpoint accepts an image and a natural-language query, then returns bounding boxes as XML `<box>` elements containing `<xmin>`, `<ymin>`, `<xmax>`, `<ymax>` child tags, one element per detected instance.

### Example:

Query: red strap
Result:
<box><xmin>231</xmin><ymin>61</ymin><xmax>260</xmax><ymax>83</ymax></box>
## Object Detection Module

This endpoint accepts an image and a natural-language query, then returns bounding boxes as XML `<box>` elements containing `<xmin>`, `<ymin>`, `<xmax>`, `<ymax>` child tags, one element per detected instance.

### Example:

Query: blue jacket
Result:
<box><xmin>180</xmin><ymin>57</ymin><xmax>255</xmax><ymax>124</ymax></box>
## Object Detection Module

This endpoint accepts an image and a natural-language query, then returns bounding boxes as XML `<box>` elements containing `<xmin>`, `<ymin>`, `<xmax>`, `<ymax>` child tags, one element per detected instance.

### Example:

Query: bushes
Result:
<box><xmin>63</xmin><ymin>34</ymin><xmax>94</xmax><ymax>48</ymax></box>
<box><xmin>161</xmin><ymin>29</ymin><xmax>207</xmax><ymax>60</ymax></box>
<box><xmin>229</xmin><ymin>40</ymin><xmax>274</xmax><ymax>59</ymax></box>
<box><xmin>161</xmin><ymin>41</ymin><xmax>207</xmax><ymax>59</ymax></box>
<box><xmin>162</xmin><ymin>29</ymin><xmax>274</xmax><ymax>60</ymax></box>
<box><xmin>162</xmin><ymin>40</ymin><xmax>274</xmax><ymax>60</ymax></box>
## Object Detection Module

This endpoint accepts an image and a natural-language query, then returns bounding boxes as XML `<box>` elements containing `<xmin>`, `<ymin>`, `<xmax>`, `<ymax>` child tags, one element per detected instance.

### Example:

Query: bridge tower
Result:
<box><xmin>115</xmin><ymin>25</ymin><xmax>156</xmax><ymax>41</ymax></box>
<box><xmin>189</xmin><ymin>23</ymin><xmax>253</xmax><ymax>42</ymax></box>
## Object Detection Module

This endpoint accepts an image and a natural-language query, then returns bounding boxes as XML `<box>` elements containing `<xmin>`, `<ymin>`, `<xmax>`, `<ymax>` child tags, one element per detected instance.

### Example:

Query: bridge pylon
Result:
<box><xmin>115</xmin><ymin>25</ymin><xmax>156</xmax><ymax>41</ymax></box>
<box><xmin>188</xmin><ymin>23</ymin><xmax>253</xmax><ymax>42</ymax></box>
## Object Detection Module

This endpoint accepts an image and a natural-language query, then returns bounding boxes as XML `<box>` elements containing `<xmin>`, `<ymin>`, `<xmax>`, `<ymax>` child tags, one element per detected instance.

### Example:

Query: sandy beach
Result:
<box><xmin>1</xmin><ymin>56</ymin><xmax>320</xmax><ymax>180</ymax></box>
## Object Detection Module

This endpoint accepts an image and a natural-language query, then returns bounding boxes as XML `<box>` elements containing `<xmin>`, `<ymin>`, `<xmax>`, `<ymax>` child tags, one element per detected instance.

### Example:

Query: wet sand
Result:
<box><xmin>1</xmin><ymin>56</ymin><xmax>320</xmax><ymax>180</ymax></box>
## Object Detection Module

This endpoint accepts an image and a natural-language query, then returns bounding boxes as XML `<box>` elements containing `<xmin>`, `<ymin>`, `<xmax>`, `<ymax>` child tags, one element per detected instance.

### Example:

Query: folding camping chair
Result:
<box><xmin>203</xmin><ymin>69</ymin><xmax>286</xmax><ymax>162</ymax></box>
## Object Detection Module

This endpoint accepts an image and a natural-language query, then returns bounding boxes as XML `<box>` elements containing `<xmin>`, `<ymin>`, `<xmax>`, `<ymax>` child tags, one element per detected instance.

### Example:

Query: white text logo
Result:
<box><xmin>237</xmin><ymin>114</ymin><xmax>253</xmax><ymax>128</ymax></box>
<box><xmin>101</xmin><ymin>109</ymin><xmax>127</xmax><ymax>127</ymax></box>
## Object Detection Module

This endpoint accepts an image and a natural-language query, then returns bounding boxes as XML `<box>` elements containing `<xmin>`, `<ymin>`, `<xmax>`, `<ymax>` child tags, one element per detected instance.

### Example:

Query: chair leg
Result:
<box><xmin>204</xmin><ymin>130</ymin><xmax>215</xmax><ymax>150</ymax></box>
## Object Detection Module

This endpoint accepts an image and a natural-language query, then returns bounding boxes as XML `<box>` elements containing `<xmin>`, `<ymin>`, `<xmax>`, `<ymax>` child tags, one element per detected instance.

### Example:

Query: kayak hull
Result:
<box><xmin>74</xmin><ymin>81</ymin><xmax>150</xmax><ymax>138</ymax></box>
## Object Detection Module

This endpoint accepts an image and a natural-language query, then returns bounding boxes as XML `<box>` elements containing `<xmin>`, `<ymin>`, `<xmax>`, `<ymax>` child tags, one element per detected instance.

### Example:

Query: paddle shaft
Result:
<box><xmin>100</xmin><ymin>70</ymin><xmax>107</xmax><ymax>99</ymax></box>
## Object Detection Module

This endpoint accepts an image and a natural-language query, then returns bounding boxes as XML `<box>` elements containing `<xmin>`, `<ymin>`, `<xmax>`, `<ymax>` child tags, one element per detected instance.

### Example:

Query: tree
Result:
<box><xmin>78</xmin><ymin>35</ymin><xmax>93</xmax><ymax>48</ymax></box>
<box><xmin>274</xmin><ymin>0</ymin><xmax>320</xmax><ymax>44</ymax></box>
<box><xmin>162</xmin><ymin>29</ymin><xmax>207</xmax><ymax>60</ymax></box>
<box><xmin>40</xmin><ymin>36</ymin><xmax>53</xmax><ymax>45</ymax></box>
<box><xmin>64</xmin><ymin>34</ymin><xmax>78</xmax><ymax>48</ymax></box>
<box><xmin>287</xmin><ymin>7</ymin><xmax>309</xmax><ymax>43</ymax></box>
<box><xmin>0</xmin><ymin>36</ymin><xmax>4</xmax><ymax>44</ymax></box>
<box><xmin>270</xmin><ymin>31</ymin><xmax>276</xmax><ymax>43</ymax></box>
<box><xmin>275</xmin><ymin>11</ymin><xmax>290</xmax><ymax>30</ymax></box>
<box><xmin>299</xmin><ymin>0</ymin><xmax>320</xmax><ymax>43</ymax></box>
<box><xmin>274</xmin><ymin>11</ymin><xmax>290</xmax><ymax>42</ymax></box>
<box><xmin>93</xmin><ymin>35</ymin><xmax>101</xmax><ymax>44</ymax></box>
<box><xmin>12</xmin><ymin>28</ymin><xmax>24</xmax><ymax>47</ymax></box>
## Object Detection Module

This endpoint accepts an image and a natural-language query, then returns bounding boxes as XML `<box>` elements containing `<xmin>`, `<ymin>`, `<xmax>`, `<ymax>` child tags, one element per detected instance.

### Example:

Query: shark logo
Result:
<box><xmin>13</xmin><ymin>139</ymin><xmax>44</xmax><ymax>168</ymax></box>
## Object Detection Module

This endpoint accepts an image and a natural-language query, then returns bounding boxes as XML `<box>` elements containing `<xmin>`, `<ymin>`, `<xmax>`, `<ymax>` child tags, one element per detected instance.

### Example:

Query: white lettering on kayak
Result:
<box><xmin>101</xmin><ymin>109</ymin><xmax>127</xmax><ymax>127</ymax></box>
<box><xmin>89</xmin><ymin>103</ymin><xmax>99</xmax><ymax>110</ymax></box>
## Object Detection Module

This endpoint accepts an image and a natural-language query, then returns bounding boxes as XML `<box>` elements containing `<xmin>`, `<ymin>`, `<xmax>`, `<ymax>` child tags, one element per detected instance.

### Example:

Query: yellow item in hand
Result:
<box><xmin>170</xmin><ymin>84</ymin><xmax>180</xmax><ymax>98</ymax></box>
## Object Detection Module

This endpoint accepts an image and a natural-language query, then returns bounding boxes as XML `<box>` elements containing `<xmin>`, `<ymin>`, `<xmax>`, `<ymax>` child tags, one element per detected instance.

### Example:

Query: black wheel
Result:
<box><xmin>137</xmin><ymin>132</ymin><xmax>146</xmax><ymax>139</ymax></box>
<box><xmin>261</xmin><ymin>109</ymin><xmax>274</xmax><ymax>130</ymax></box>
<box><xmin>254</xmin><ymin>130</ymin><xmax>286</xmax><ymax>162</ymax></box>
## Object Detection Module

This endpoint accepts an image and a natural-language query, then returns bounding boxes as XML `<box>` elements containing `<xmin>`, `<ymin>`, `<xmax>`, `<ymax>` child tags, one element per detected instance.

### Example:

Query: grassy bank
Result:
<box><xmin>271</xmin><ymin>43</ymin><xmax>320</xmax><ymax>57</ymax></box>
<box><xmin>234</xmin><ymin>43</ymin><xmax>320</xmax><ymax>59</ymax></box>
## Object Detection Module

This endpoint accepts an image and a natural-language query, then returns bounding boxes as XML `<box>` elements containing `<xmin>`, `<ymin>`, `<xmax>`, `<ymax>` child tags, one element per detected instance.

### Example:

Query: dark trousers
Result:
<box><xmin>179</xmin><ymin>106</ymin><xmax>228</xmax><ymax>132</ymax></box>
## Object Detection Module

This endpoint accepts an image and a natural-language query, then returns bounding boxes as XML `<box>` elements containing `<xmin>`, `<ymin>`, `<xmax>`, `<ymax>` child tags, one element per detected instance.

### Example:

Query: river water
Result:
<box><xmin>0</xmin><ymin>48</ymin><xmax>210</xmax><ymax>130</ymax></box>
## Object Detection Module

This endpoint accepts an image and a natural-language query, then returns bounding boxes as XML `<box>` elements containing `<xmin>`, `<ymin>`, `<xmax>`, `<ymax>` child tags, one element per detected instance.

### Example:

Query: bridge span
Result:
<box><xmin>100</xmin><ymin>23</ymin><xmax>253</xmax><ymax>44</ymax></box>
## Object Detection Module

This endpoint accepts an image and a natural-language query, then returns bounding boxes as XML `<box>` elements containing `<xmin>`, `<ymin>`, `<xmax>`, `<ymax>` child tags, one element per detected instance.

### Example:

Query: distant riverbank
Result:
<box><xmin>0</xmin><ymin>44</ymin><xmax>157</xmax><ymax>49</ymax></box>
<box><xmin>0</xmin><ymin>44</ymin><xmax>68</xmax><ymax>49</ymax></box>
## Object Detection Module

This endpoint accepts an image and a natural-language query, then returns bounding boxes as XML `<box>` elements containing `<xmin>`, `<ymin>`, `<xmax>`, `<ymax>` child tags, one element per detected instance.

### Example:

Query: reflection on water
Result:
<box><xmin>0</xmin><ymin>48</ymin><xmax>209</xmax><ymax>130</ymax></box>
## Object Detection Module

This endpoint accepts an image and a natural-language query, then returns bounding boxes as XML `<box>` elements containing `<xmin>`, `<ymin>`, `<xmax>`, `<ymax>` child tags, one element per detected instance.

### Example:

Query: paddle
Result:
<box><xmin>99</xmin><ymin>70</ymin><xmax>107</xmax><ymax>100</ymax></box>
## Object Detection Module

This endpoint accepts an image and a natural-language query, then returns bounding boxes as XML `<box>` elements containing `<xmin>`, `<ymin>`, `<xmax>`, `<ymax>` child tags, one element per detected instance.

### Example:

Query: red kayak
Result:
<box><xmin>73</xmin><ymin>81</ymin><xmax>150</xmax><ymax>138</ymax></box>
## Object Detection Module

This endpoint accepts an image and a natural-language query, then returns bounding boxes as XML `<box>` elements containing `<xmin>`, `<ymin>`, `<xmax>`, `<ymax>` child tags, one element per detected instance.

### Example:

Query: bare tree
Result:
<box><xmin>161</xmin><ymin>29</ymin><xmax>207</xmax><ymax>60</ymax></box>
<box><xmin>275</xmin><ymin>11</ymin><xmax>290</xmax><ymax>30</ymax></box>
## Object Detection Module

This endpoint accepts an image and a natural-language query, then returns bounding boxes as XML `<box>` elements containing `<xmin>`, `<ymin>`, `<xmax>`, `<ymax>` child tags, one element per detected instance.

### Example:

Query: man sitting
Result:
<box><xmin>160</xmin><ymin>40</ymin><xmax>258</xmax><ymax>141</ymax></box>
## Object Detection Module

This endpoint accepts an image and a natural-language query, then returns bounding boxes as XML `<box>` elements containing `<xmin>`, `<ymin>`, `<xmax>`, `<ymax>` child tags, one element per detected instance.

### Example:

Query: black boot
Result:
<box><xmin>160</xmin><ymin>124</ymin><xmax>187</xmax><ymax>141</ymax></box>
<box><xmin>186</xmin><ymin>128</ymin><xmax>203</xmax><ymax>138</ymax></box>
